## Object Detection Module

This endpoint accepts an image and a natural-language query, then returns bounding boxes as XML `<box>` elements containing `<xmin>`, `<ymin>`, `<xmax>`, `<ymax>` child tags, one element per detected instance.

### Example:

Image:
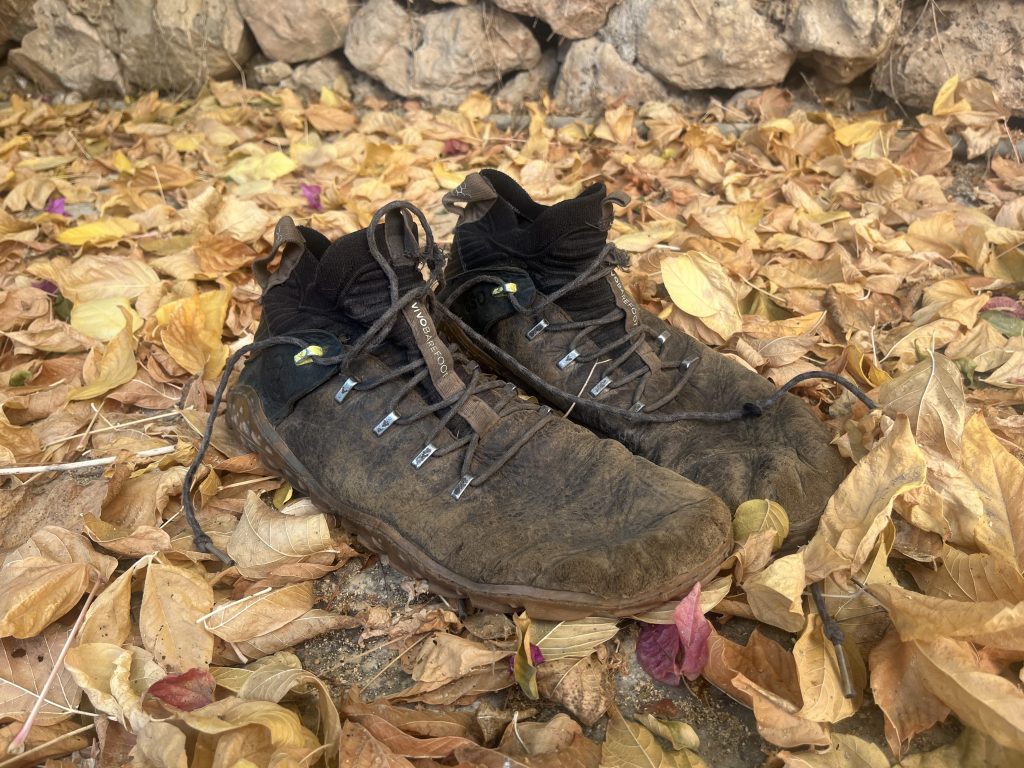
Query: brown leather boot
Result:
<box><xmin>438</xmin><ymin>172</ymin><xmax>850</xmax><ymax>543</ymax></box>
<box><xmin>223</xmin><ymin>202</ymin><xmax>732</xmax><ymax>619</ymax></box>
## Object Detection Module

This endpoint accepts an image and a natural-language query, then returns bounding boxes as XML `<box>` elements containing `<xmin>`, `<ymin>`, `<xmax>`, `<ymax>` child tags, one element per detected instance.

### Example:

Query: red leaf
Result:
<box><xmin>442</xmin><ymin>139</ymin><xmax>471</xmax><ymax>157</ymax></box>
<box><xmin>146</xmin><ymin>668</ymin><xmax>216</xmax><ymax>711</ymax></box>
<box><xmin>636</xmin><ymin>622</ymin><xmax>683</xmax><ymax>685</ymax></box>
<box><xmin>674</xmin><ymin>583</ymin><xmax>712</xmax><ymax>681</ymax></box>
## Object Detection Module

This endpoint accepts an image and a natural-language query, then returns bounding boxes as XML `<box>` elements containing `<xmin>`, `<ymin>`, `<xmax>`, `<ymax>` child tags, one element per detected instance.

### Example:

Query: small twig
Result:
<box><xmin>0</xmin><ymin>445</ymin><xmax>176</xmax><ymax>476</ymax></box>
<box><xmin>361</xmin><ymin>634</ymin><xmax>429</xmax><ymax>696</ymax></box>
<box><xmin>44</xmin><ymin>410</ymin><xmax>182</xmax><ymax>448</ymax></box>
<box><xmin>810</xmin><ymin>582</ymin><xmax>855</xmax><ymax>699</ymax></box>
<box><xmin>7</xmin><ymin>579</ymin><xmax>103</xmax><ymax>755</ymax></box>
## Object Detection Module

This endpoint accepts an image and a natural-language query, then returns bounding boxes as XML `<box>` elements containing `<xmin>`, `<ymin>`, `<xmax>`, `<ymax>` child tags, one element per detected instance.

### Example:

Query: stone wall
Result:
<box><xmin>2</xmin><ymin>0</ymin><xmax>1022</xmax><ymax>116</ymax></box>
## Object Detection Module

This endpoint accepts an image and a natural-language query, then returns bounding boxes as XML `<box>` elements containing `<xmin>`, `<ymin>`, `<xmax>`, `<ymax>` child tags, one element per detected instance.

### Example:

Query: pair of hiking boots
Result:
<box><xmin>210</xmin><ymin>170</ymin><xmax>848</xmax><ymax>619</ymax></box>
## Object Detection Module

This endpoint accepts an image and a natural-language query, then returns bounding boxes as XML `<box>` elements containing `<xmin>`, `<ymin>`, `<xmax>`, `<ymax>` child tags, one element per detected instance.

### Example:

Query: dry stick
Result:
<box><xmin>0</xmin><ymin>445</ymin><xmax>176</xmax><ymax>476</ymax></box>
<box><xmin>7</xmin><ymin>579</ymin><xmax>103</xmax><ymax>755</ymax></box>
<box><xmin>809</xmin><ymin>582</ymin><xmax>855</xmax><ymax>700</ymax></box>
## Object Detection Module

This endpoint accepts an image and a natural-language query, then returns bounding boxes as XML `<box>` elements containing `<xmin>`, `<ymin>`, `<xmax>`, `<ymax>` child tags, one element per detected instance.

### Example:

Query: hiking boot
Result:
<box><xmin>438</xmin><ymin>171</ymin><xmax>850</xmax><ymax>543</ymax></box>
<box><xmin>224</xmin><ymin>202</ymin><xmax>732</xmax><ymax>619</ymax></box>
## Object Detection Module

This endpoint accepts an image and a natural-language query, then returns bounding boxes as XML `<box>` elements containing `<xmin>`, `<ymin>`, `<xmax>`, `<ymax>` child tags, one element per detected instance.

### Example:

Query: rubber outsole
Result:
<box><xmin>226</xmin><ymin>385</ymin><xmax>729</xmax><ymax>620</ymax></box>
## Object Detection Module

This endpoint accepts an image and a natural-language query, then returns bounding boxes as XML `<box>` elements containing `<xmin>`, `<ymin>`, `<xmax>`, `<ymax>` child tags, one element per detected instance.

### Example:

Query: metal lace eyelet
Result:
<box><xmin>682</xmin><ymin>355</ymin><xmax>699</xmax><ymax>369</ymax></box>
<box><xmin>557</xmin><ymin>349</ymin><xmax>580</xmax><ymax>369</ymax></box>
<box><xmin>526</xmin><ymin>319</ymin><xmax>548</xmax><ymax>340</ymax></box>
<box><xmin>373</xmin><ymin>411</ymin><xmax>399</xmax><ymax>435</ymax></box>
<box><xmin>334</xmin><ymin>377</ymin><xmax>358</xmax><ymax>403</ymax></box>
<box><xmin>411</xmin><ymin>442</ymin><xmax>436</xmax><ymax>468</ymax></box>
<box><xmin>655</xmin><ymin>331</ymin><xmax>670</xmax><ymax>346</ymax></box>
<box><xmin>590</xmin><ymin>376</ymin><xmax>613</xmax><ymax>397</ymax></box>
<box><xmin>630</xmin><ymin>402</ymin><xmax>645</xmax><ymax>413</ymax></box>
<box><xmin>538</xmin><ymin>405</ymin><xmax>553</xmax><ymax>416</ymax></box>
<box><xmin>450</xmin><ymin>474</ymin><xmax>474</xmax><ymax>500</ymax></box>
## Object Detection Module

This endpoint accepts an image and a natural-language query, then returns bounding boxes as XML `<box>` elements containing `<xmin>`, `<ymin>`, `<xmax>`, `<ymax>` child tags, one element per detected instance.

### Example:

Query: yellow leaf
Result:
<box><xmin>878</xmin><ymin>352</ymin><xmax>966</xmax><ymax>460</ymax></box>
<box><xmin>803</xmin><ymin>415</ymin><xmax>927</xmax><ymax>584</ymax></box>
<box><xmin>743</xmin><ymin>554</ymin><xmax>805</xmax><ymax>633</ymax></box>
<box><xmin>51</xmin><ymin>253</ymin><xmax>159</xmax><ymax>302</ymax></box>
<box><xmin>155</xmin><ymin>290</ymin><xmax>230</xmax><ymax>379</ymax></box>
<box><xmin>458</xmin><ymin>91</ymin><xmax>492</xmax><ymax>120</ymax></box>
<box><xmin>794</xmin><ymin>615</ymin><xmax>865</xmax><ymax>723</ymax></box>
<box><xmin>226</xmin><ymin>151</ymin><xmax>297</xmax><ymax>183</ymax></box>
<box><xmin>932</xmin><ymin>75</ymin><xmax>968</xmax><ymax>116</ymax></box>
<box><xmin>56</xmin><ymin>217</ymin><xmax>140</xmax><ymax>247</ymax></box>
<box><xmin>432</xmin><ymin>162</ymin><xmax>465</xmax><ymax>190</ymax></box>
<box><xmin>662</xmin><ymin>251</ymin><xmax>742</xmax><ymax>340</ymax></box>
<box><xmin>834</xmin><ymin>119</ymin><xmax>883</xmax><ymax>147</ymax></box>
<box><xmin>112</xmin><ymin>150</ymin><xmax>134</xmax><ymax>175</ymax></box>
<box><xmin>213</xmin><ymin>196</ymin><xmax>271</xmax><ymax>242</ymax></box>
<box><xmin>69</xmin><ymin>315</ymin><xmax>138</xmax><ymax>400</ymax></box>
<box><xmin>70</xmin><ymin>298</ymin><xmax>143</xmax><ymax>341</ymax></box>
<box><xmin>733</xmin><ymin>499</ymin><xmax>790</xmax><ymax>550</ymax></box>
<box><xmin>913</xmin><ymin>637</ymin><xmax>1024</xmax><ymax>752</ymax></box>
<box><xmin>601</xmin><ymin>704</ymin><xmax>707</xmax><ymax>767</ymax></box>
<box><xmin>613</xmin><ymin>223</ymin><xmax>676</xmax><ymax>252</ymax></box>
<box><xmin>140</xmin><ymin>560</ymin><xmax>214</xmax><ymax>673</ymax></box>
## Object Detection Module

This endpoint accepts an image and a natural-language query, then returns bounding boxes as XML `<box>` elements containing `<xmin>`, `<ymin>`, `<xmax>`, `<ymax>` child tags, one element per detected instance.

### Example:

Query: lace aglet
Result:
<box><xmin>810</xmin><ymin>581</ymin><xmax>855</xmax><ymax>699</ymax></box>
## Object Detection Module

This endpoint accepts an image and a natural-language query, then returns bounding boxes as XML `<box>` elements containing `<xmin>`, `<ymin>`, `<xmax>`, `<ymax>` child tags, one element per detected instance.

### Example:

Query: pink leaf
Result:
<box><xmin>674</xmin><ymin>582</ymin><xmax>712</xmax><ymax>681</ymax></box>
<box><xmin>146</xmin><ymin>668</ymin><xmax>216</xmax><ymax>711</ymax></box>
<box><xmin>636</xmin><ymin>622</ymin><xmax>683</xmax><ymax>685</ymax></box>
<box><xmin>984</xmin><ymin>296</ymin><xmax>1024</xmax><ymax>318</ymax></box>
<box><xmin>300</xmin><ymin>183</ymin><xmax>323</xmax><ymax>212</ymax></box>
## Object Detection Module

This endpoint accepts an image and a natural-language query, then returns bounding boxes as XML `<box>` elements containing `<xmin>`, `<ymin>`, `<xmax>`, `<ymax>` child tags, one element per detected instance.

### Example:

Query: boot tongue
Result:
<box><xmin>312</xmin><ymin>218</ymin><xmax>425</xmax><ymax>351</ymax></box>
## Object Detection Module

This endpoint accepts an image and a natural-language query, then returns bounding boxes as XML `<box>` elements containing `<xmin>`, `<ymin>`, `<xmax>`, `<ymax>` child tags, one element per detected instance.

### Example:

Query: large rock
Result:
<box><xmin>9</xmin><ymin>0</ymin><xmax>254</xmax><ymax>95</ymax></box>
<box><xmin>344</xmin><ymin>0</ymin><xmax>541</xmax><ymax>106</ymax></box>
<box><xmin>0</xmin><ymin>0</ymin><xmax>36</xmax><ymax>44</ymax></box>
<box><xmin>873</xmin><ymin>0</ymin><xmax>1024</xmax><ymax>115</ymax></box>
<box><xmin>496</xmin><ymin>47</ymin><xmax>558</xmax><ymax>106</ymax></box>
<box><xmin>237</xmin><ymin>0</ymin><xmax>349</xmax><ymax>63</ymax></box>
<box><xmin>8</xmin><ymin>0</ymin><xmax>123</xmax><ymax>95</ymax></box>
<box><xmin>605</xmin><ymin>0</ymin><xmax>794</xmax><ymax>90</ymax></box>
<box><xmin>553</xmin><ymin>38</ymin><xmax>666</xmax><ymax>114</ymax></box>
<box><xmin>785</xmin><ymin>0</ymin><xmax>900</xmax><ymax>83</ymax></box>
<box><xmin>490</xmin><ymin>0</ymin><xmax>620</xmax><ymax>39</ymax></box>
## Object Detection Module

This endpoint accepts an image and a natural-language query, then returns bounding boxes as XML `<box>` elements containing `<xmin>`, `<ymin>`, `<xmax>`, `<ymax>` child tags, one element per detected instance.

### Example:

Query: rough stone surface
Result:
<box><xmin>496</xmin><ymin>47</ymin><xmax>558</xmax><ymax>106</ymax></box>
<box><xmin>490</xmin><ymin>0</ymin><xmax>620</xmax><ymax>39</ymax></box>
<box><xmin>344</xmin><ymin>0</ymin><xmax>541</xmax><ymax>106</ymax></box>
<box><xmin>606</xmin><ymin>0</ymin><xmax>794</xmax><ymax>90</ymax></box>
<box><xmin>553</xmin><ymin>37</ymin><xmax>666</xmax><ymax>114</ymax></box>
<box><xmin>9</xmin><ymin>0</ymin><xmax>254</xmax><ymax>95</ymax></box>
<box><xmin>247</xmin><ymin>57</ymin><xmax>294</xmax><ymax>87</ymax></box>
<box><xmin>237</xmin><ymin>0</ymin><xmax>349</xmax><ymax>64</ymax></box>
<box><xmin>785</xmin><ymin>0</ymin><xmax>901</xmax><ymax>83</ymax></box>
<box><xmin>873</xmin><ymin>0</ymin><xmax>1024</xmax><ymax>115</ymax></box>
<box><xmin>9</xmin><ymin>0</ymin><xmax>123</xmax><ymax>96</ymax></box>
<box><xmin>0</xmin><ymin>0</ymin><xmax>36</xmax><ymax>44</ymax></box>
<box><xmin>286</xmin><ymin>55</ymin><xmax>350</xmax><ymax>95</ymax></box>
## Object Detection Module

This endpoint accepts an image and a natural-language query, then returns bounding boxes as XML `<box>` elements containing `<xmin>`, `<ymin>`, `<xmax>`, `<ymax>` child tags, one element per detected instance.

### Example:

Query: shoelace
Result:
<box><xmin>438</xmin><ymin>242</ymin><xmax>878</xmax><ymax>423</ymax></box>
<box><xmin>182</xmin><ymin>202</ymin><xmax>555</xmax><ymax>563</ymax></box>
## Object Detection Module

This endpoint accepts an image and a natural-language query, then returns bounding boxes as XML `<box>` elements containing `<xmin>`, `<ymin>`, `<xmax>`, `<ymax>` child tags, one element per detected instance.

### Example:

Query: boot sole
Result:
<box><xmin>227</xmin><ymin>385</ymin><xmax>729</xmax><ymax>620</ymax></box>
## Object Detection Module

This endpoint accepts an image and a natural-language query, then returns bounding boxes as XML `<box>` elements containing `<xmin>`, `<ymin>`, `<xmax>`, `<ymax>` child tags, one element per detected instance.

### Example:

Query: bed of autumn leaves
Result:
<box><xmin>0</xmin><ymin>72</ymin><xmax>1023</xmax><ymax>768</ymax></box>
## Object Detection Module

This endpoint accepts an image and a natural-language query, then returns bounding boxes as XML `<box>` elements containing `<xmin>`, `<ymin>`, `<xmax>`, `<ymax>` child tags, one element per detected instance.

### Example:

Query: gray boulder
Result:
<box><xmin>553</xmin><ymin>38</ymin><xmax>666</xmax><ymax>114</ymax></box>
<box><xmin>237</xmin><ymin>0</ymin><xmax>349</xmax><ymax>64</ymax></box>
<box><xmin>490</xmin><ymin>0</ymin><xmax>620</xmax><ymax>39</ymax></box>
<box><xmin>9</xmin><ymin>0</ymin><xmax>253</xmax><ymax>95</ymax></box>
<box><xmin>785</xmin><ymin>0</ymin><xmax>901</xmax><ymax>83</ymax></box>
<box><xmin>606</xmin><ymin>0</ymin><xmax>794</xmax><ymax>90</ymax></box>
<box><xmin>344</xmin><ymin>0</ymin><xmax>541</xmax><ymax>106</ymax></box>
<box><xmin>0</xmin><ymin>0</ymin><xmax>36</xmax><ymax>44</ymax></box>
<box><xmin>8</xmin><ymin>0</ymin><xmax>122</xmax><ymax>95</ymax></box>
<box><xmin>873</xmin><ymin>0</ymin><xmax>1024</xmax><ymax>115</ymax></box>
